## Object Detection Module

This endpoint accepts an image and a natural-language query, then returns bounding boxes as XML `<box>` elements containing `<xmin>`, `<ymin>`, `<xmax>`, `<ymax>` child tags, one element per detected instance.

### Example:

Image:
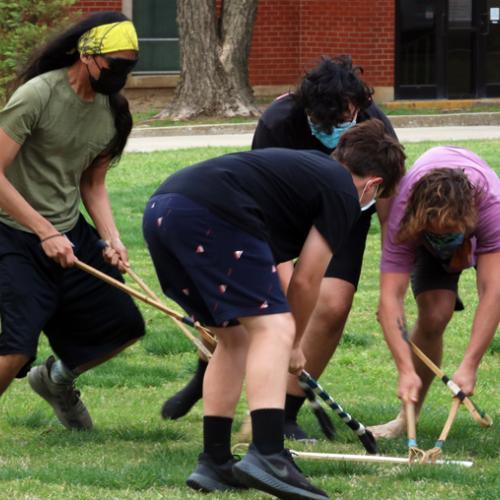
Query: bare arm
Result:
<box><xmin>376</xmin><ymin>197</ymin><xmax>393</xmax><ymax>246</ymax></box>
<box><xmin>287</xmin><ymin>226</ymin><xmax>331</xmax><ymax>347</ymax></box>
<box><xmin>80</xmin><ymin>156</ymin><xmax>128</xmax><ymax>271</ymax></box>
<box><xmin>453</xmin><ymin>251</ymin><xmax>500</xmax><ymax>394</ymax></box>
<box><xmin>277</xmin><ymin>260</ymin><xmax>294</xmax><ymax>294</ymax></box>
<box><xmin>378</xmin><ymin>271</ymin><xmax>421</xmax><ymax>403</ymax></box>
<box><xmin>0</xmin><ymin>128</ymin><xmax>76</xmax><ymax>266</ymax></box>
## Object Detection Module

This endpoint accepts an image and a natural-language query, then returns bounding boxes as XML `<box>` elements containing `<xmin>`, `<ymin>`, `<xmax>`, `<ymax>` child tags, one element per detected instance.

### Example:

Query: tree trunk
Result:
<box><xmin>219</xmin><ymin>0</ymin><xmax>258</xmax><ymax>103</ymax></box>
<box><xmin>158</xmin><ymin>0</ymin><xmax>259</xmax><ymax>120</ymax></box>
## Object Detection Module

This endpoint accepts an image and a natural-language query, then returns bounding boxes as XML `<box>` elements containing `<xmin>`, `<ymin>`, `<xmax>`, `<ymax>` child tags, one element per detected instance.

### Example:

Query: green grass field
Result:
<box><xmin>0</xmin><ymin>140</ymin><xmax>498</xmax><ymax>499</ymax></box>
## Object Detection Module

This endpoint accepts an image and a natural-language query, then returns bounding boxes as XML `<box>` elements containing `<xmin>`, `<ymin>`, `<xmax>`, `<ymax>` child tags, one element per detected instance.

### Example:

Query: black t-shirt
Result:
<box><xmin>154</xmin><ymin>148</ymin><xmax>360</xmax><ymax>263</ymax></box>
<box><xmin>251</xmin><ymin>93</ymin><xmax>397</xmax><ymax>153</ymax></box>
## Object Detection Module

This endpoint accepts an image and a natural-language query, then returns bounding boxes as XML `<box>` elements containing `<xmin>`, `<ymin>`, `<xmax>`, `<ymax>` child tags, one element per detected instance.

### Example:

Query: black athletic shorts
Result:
<box><xmin>325</xmin><ymin>204</ymin><xmax>375</xmax><ymax>288</ymax></box>
<box><xmin>410</xmin><ymin>246</ymin><xmax>464</xmax><ymax>311</ymax></box>
<box><xmin>0</xmin><ymin>216</ymin><xmax>145</xmax><ymax>377</ymax></box>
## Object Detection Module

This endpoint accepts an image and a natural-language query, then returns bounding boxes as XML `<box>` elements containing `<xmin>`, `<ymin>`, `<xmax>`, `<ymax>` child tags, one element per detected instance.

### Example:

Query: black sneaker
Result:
<box><xmin>186</xmin><ymin>453</ymin><xmax>248</xmax><ymax>492</ymax></box>
<box><xmin>232</xmin><ymin>444</ymin><xmax>329</xmax><ymax>499</ymax></box>
<box><xmin>284</xmin><ymin>419</ymin><xmax>317</xmax><ymax>443</ymax></box>
<box><xmin>161</xmin><ymin>382</ymin><xmax>202</xmax><ymax>420</ymax></box>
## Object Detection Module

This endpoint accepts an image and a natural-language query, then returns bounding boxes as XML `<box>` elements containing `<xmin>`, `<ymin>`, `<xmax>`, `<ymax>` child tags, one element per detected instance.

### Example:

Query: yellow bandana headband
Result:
<box><xmin>78</xmin><ymin>21</ymin><xmax>139</xmax><ymax>55</ymax></box>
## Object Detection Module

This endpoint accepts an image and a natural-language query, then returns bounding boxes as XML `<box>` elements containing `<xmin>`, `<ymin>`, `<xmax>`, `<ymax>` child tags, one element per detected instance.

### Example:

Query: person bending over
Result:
<box><xmin>369</xmin><ymin>146</ymin><xmax>500</xmax><ymax>438</ymax></box>
<box><xmin>161</xmin><ymin>56</ymin><xmax>402</xmax><ymax>442</ymax></box>
<box><xmin>0</xmin><ymin>12</ymin><xmax>145</xmax><ymax>430</ymax></box>
<box><xmin>143</xmin><ymin>120</ymin><xmax>404</xmax><ymax>498</ymax></box>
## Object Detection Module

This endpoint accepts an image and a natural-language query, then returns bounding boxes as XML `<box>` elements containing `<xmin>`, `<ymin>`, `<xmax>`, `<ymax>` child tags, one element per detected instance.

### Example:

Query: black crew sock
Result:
<box><xmin>284</xmin><ymin>394</ymin><xmax>306</xmax><ymax>422</ymax></box>
<box><xmin>161</xmin><ymin>358</ymin><xmax>208</xmax><ymax>419</ymax></box>
<box><xmin>203</xmin><ymin>416</ymin><xmax>233</xmax><ymax>464</ymax></box>
<box><xmin>251</xmin><ymin>408</ymin><xmax>284</xmax><ymax>455</ymax></box>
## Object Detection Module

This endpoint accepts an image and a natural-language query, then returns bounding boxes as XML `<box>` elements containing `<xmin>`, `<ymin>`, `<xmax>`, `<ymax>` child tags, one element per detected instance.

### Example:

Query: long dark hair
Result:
<box><xmin>294</xmin><ymin>55</ymin><xmax>373</xmax><ymax>133</ymax></box>
<box><xmin>17</xmin><ymin>11</ymin><xmax>134</xmax><ymax>165</ymax></box>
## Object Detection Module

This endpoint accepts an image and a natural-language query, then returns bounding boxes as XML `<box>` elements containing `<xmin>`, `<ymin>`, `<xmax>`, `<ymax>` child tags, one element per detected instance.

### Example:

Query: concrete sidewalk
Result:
<box><xmin>125</xmin><ymin>125</ymin><xmax>500</xmax><ymax>153</ymax></box>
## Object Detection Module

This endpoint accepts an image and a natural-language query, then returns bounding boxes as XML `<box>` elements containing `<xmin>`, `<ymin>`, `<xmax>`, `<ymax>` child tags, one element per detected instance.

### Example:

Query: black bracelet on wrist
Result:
<box><xmin>40</xmin><ymin>233</ymin><xmax>63</xmax><ymax>244</ymax></box>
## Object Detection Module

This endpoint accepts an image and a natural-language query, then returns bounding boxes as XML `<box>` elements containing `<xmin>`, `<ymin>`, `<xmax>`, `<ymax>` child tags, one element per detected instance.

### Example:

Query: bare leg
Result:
<box><xmin>412</xmin><ymin>289</ymin><xmax>455</xmax><ymax>413</ymax></box>
<box><xmin>240</xmin><ymin>313</ymin><xmax>295</xmax><ymax>410</ymax></box>
<box><xmin>203</xmin><ymin>325</ymin><xmax>248</xmax><ymax>416</ymax></box>
<box><xmin>369</xmin><ymin>289</ymin><xmax>456</xmax><ymax>439</ymax></box>
<box><xmin>287</xmin><ymin>278</ymin><xmax>354</xmax><ymax>396</ymax></box>
<box><xmin>201</xmin><ymin>314</ymin><xmax>293</xmax><ymax>455</ymax></box>
<box><xmin>0</xmin><ymin>353</ymin><xmax>30</xmax><ymax>396</ymax></box>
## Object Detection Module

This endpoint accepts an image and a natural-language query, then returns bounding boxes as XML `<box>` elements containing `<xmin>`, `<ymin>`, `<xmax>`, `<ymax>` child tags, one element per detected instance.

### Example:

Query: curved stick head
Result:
<box><xmin>421</xmin><ymin>447</ymin><xmax>442</xmax><ymax>464</ymax></box>
<box><xmin>359</xmin><ymin>430</ymin><xmax>379</xmax><ymax>454</ymax></box>
<box><xmin>408</xmin><ymin>446</ymin><xmax>426</xmax><ymax>464</ymax></box>
<box><xmin>478</xmin><ymin>414</ymin><xmax>493</xmax><ymax>428</ymax></box>
<box><xmin>465</xmin><ymin>398</ymin><xmax>494</xmax><ymax>428</ymax></box>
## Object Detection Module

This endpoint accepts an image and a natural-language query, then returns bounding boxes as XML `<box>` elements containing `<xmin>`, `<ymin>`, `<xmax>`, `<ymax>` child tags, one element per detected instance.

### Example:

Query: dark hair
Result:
<box><xmin>294</xmin><ymin>55</ymin><xmax>373</xmax><ymax>133</ymax></box>
<box><xmin>16</xmin><ymin>11</ymin><xmax>133</xmax><ymax>166</ymax></box>
<box><xmin>397</xmin><ymin>168</ymin><xmax>477</xmax><ymax>242</ymax></box>
<box><xmin>333</xmin><ymin>119</ymin><xmax>406</xmax><ymax>198</ymax></box>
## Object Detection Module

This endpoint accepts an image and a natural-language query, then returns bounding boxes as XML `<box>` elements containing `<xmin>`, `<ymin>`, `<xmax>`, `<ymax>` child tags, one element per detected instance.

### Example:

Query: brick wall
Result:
<box><xmin>72</xmin><ymin>1</ymin><xmax>122</xmax><ymax>13</ymax></box>
<box><xmin>249</xmin><ymin>0</ymin><xmax>395</xmax><ymax>88</ymax></box>
<box><xmin>73</xmin><ymin>0</ymin><xmax>395</xmax><ymax>89</ymax></box>
<box><xmin>248</xmin><ymin>0</ymin><xmax>301</xmax><ymax>86</ymax></box>
<box><xmin>297</xmin><ymin>0</ymin><xmax>395</xmax><ymax>87</ymax></box>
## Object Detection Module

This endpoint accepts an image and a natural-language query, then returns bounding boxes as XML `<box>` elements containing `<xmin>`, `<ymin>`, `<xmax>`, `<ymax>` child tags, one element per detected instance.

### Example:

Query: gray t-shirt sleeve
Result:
<box><xmin>0</xmin><ymin>80</ymin><xmax>46</xmax><ymax>145</ymax></box>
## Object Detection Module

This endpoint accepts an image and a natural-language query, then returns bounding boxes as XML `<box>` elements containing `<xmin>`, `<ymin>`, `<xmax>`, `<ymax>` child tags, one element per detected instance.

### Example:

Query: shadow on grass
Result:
<box><xmin>76</xmin><ymin>359</ymin><xmax>178</xmax><ymax>388</ymax></box>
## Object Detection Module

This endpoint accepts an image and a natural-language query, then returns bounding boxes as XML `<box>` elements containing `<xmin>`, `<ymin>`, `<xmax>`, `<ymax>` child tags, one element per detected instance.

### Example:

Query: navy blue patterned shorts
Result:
<box><xmin>143</xmin><ymin>194</ymin><xmax>290</xmax><ymax>327</ymax></box>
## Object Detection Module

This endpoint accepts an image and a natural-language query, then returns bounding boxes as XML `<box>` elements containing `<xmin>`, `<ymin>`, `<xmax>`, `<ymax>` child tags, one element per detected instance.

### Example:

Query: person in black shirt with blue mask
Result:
<box><xmin>143</xmin><ymin>120</ymin><xmax>405</xmax><ymax>497</ymax></box>
<box><xmin>251</xmin><ymin>55</ymin><xmax>400</xmax><ymax>440</ymax></box>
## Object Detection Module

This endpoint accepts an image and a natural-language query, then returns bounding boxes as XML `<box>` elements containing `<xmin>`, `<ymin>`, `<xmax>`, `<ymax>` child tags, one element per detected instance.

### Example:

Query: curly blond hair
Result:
<box><xmin>397</xmin><ymin>168</ymin><xmax>477</xmax><ymax>243</ymax></box>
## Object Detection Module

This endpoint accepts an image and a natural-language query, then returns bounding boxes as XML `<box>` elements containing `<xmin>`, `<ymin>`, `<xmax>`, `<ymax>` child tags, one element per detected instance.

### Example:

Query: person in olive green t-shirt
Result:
<box><xmin>0</xmin><ymin>11</ymin><xmax>145</xmax><ymax>431</ymax></box>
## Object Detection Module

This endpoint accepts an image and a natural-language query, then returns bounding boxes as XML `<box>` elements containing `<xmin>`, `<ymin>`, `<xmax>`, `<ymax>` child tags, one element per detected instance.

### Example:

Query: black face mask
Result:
<box><xmin>89</xmin><ymin>56</ymin><xmax>137</xmax><ymax>95</ymax></box>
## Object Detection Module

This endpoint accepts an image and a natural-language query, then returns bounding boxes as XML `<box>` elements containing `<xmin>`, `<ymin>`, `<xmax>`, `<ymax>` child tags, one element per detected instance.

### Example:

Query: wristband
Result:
<box><xmin>40</xmin><ymin>233</ymin><xmax>64</xmax><ymax>244</ymax></box>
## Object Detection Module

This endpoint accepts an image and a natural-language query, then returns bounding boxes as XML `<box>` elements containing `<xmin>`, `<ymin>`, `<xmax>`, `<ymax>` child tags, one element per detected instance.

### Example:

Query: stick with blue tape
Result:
<box><xmin>422</xmin><ymin>397</ymin><xmax>462</xmax><ymax>463</ymax></box>
<box><xmin>406</xmin><ymin>402</ymin><xmax>425</xmax><ymax>462</ymax></box>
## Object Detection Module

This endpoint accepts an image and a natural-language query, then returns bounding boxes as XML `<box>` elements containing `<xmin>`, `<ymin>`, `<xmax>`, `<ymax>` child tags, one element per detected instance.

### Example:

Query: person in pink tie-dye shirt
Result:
<box><xmin>369</xmin><ymin>146</ymin><xmax>500</xmax><ymax>439</ymax></box>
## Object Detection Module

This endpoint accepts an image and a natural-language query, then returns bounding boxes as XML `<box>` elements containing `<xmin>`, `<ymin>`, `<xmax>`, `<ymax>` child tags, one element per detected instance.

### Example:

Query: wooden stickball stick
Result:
<box><xmin>409</xmin><ymin>341</ymin><xmax>492</xmax><ymax>428</ymax></box>
<box><xmin>126</xmin><ymin>267</ymin><xmax>215</xmax><ymax>347</ymax></box>
<box><xmin>74</xmin><ymin>259</ymin><xmax>214</xmax><ymax>356</ymax></box>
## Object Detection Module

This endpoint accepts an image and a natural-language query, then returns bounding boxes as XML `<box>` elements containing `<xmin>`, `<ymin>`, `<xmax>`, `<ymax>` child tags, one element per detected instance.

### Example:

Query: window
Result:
<box><xmin>133</xmin><ymin>0</ymin><xmax>179</xmax><ymax>73</ymax></box>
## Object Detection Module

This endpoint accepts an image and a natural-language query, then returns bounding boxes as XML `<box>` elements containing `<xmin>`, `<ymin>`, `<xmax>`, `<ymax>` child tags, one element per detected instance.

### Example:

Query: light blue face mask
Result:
<box><xmin>307</xmin><ymin>116</ymin><xmax>357</xmax><ymax>149</ymax></box>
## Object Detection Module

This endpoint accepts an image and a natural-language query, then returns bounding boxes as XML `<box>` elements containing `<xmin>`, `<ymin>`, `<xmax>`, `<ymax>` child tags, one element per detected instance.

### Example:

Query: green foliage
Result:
<box><xmin>0</xmin><ymin>0</ymin><xmax>77</xmax><ymax>103</ymax></box>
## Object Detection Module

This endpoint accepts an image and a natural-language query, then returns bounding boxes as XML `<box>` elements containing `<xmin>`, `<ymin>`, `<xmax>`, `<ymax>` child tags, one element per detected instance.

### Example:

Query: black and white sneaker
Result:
<box><xmin>232</xmin><ymin>444</ymin><xmax>329</xmax><ymax>499</ymax></box>
<box><xmin>284</xmin><ymin>419</ymin><xmax>317</xmax><ymax>443</ymax></box>
<box><xmin>186</xmin><ymin>453</ymin><xmax>248</xmax><ymax>492</ymax></box>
